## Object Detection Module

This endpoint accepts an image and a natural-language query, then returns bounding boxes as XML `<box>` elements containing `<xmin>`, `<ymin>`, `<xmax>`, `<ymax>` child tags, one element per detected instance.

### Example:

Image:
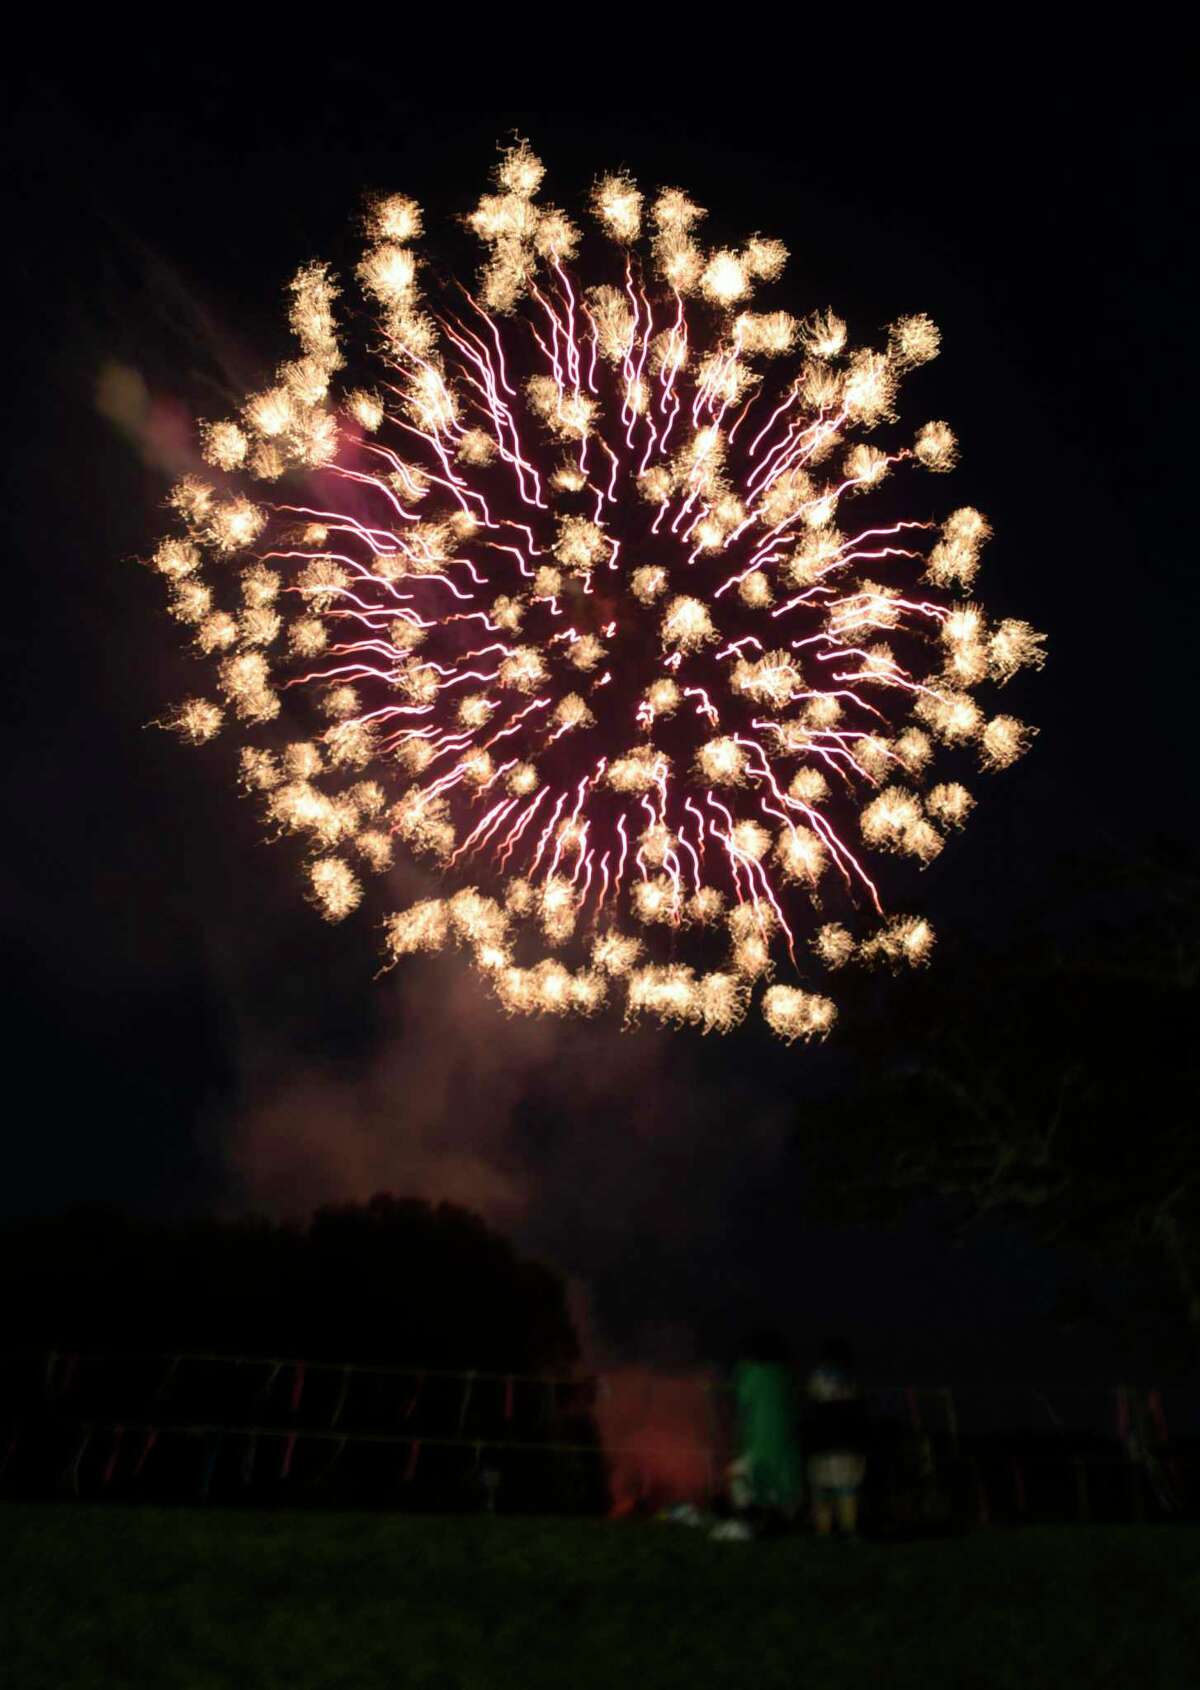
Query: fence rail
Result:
<box><xmin>1</xmin><ymin>1349</ymin><xmax>1193</xmax><ymax>1520</ymax></box>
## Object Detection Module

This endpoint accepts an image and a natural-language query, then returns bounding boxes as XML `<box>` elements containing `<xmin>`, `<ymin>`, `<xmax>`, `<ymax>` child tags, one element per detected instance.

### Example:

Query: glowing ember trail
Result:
<box><xmin>145</xmin><ymin>142</ymin><xmax>1044</xmax><ymax>1040</ymax></box>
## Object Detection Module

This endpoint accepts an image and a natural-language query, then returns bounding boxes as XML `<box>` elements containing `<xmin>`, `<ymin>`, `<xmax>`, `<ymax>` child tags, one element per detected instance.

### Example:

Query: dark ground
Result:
<box><xmin>2</xmin><ymin>1504</ymin><xmax>1198</xmax><ymax>1688</ymax></box>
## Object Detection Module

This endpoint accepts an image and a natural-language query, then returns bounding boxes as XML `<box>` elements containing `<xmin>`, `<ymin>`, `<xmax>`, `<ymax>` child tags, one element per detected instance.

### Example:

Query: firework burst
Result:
<box><xmin>146</xmin><ymin>141</ymin><xmax>1043</xmax><ymax>1040</ymax></box>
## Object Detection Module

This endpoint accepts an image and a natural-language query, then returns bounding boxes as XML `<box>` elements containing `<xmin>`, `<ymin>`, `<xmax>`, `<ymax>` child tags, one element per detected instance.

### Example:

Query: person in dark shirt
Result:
<box><xmin>804</xmin><ymin>1337</ymin><xmax>867</xmax><ymax>1537</ymax></box>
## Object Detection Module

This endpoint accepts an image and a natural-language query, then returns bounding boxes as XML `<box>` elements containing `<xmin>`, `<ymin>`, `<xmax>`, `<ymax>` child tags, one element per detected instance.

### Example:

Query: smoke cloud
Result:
<box><xmin>214</xmin><ymin>941</ymin><xmax>795</xmax><ymax>1372</ymax></box>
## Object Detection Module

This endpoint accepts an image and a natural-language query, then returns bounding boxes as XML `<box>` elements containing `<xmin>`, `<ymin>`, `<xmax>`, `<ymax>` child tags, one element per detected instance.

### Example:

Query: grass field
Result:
<box><xmin>2</xmin><ymin>1505</ymin><xmax>1198</xmax><ymax>1689</ymax></box>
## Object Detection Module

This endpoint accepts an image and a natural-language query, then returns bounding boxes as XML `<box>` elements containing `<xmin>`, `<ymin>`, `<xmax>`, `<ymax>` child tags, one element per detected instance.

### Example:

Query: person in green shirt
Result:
<box><xmin>728</xmin><ymin>1331</ymin><xmax>803</xmax><ymax>1534</ymax></box>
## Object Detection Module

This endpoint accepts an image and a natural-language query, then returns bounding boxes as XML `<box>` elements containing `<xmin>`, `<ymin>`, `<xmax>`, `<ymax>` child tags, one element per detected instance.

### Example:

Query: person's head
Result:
<box><xmin>816</xmin><ymin>1336</ymin><xmax>855</xmax><ymax>1376</ymax></box>
<box><xmin>740</xmin><ymin>1328</ymin><xmax>791</xmax><ymax>1365</ymax></box>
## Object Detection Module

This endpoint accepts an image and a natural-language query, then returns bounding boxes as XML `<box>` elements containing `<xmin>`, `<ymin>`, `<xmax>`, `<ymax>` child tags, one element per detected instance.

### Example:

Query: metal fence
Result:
<box><xmin>2</xmin><ymin>1349</ymin><xmax>1195</xmax><ymax>1523</ymax></box>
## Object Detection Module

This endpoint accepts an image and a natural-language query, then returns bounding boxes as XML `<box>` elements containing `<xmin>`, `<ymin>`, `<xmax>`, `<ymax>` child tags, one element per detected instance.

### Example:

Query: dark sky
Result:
<box><xmin>3</xmin><ymin>60</ymin><xmax>1192</xmax><ymax>1385</ymax></box>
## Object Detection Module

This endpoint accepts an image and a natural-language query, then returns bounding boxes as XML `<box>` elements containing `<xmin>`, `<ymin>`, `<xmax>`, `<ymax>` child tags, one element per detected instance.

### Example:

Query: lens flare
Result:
<box><xmin>142</xmin><ymin>141</ymin><xmax>1043</xmax><ymax>1040</ymax></box>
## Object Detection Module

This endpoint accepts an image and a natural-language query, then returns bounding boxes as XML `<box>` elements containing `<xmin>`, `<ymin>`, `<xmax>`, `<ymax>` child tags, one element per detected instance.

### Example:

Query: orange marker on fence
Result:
<box><xmin>101</xmin><ymin>1426</ymin><xmax>125</xmax><ymax>1487</ymax></box>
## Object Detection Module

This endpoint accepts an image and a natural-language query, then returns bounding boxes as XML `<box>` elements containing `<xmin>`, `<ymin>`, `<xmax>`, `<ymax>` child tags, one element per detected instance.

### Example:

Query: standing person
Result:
<box><xmin>804</xmin><ymin>1338</ymin><xmax>867</xmax><ymax>1538</ymax></box>
<box><xmin>715</xmin><ymin>1330</ymin><xmax>803</xmax><ymax>1540</ymax></box>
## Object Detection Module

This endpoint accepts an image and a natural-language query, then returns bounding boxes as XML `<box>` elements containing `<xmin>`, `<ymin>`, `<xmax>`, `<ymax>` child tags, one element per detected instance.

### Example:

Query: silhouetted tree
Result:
<box><xmin>0</xmin><ymin>1193</ymin><xmax>580</xmax><ymax>1372</ymax></box>
<box><xmin>794</xmin><ymin>843</ymin><xmax>1200</xmax><ymax>1358</ymax></box>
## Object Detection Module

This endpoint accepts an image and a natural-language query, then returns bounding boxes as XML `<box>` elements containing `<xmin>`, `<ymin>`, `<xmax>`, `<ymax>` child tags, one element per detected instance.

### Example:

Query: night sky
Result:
<box><xmin>4</xmin><ymin>61</ymin><xmax>1192</xmax><ymax>1387</ymax></box>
